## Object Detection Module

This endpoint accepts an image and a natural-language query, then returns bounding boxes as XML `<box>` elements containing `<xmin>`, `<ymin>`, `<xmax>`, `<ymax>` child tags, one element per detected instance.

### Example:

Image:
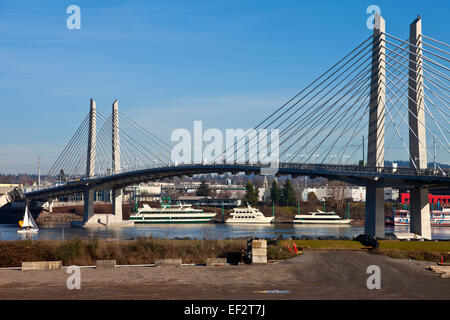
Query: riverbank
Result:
<box><xmin>1</xmin><ymin>238</ymin><xmax>449</xmax><ymax>268</ymax></box>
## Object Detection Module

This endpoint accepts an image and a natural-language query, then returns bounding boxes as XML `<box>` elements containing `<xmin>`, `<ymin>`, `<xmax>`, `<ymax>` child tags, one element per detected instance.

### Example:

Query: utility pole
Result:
<box><xmin>37</xmin><ymin>156</ymin><xmax>41</xmax><ymax>188</ymax></box>
<box><xmin>305</xmin><ymin>135</ymin><xmax>308</xmax><ymax>188</ymax></box>
<box><xmin>433</xmin><ymin>137</ymin><xmax>436</xmax><ymax>172</ymax></box>
<box><xmin>305</xmin><ymin>136</ymin><xmax>308</xmax><ymax>163</ymax></box>
<box><xmin>362</xmin><ymin>135</ymin><xmax>365</xmax><ymax>166</ymax></box>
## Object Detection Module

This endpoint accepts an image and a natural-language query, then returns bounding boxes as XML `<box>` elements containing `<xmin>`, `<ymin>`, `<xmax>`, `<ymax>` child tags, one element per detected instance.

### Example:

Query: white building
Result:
<box><xmin>384</xmin><ymin>187</ymin><xmax>399</xmax><ymax>201</ymax></box>
<box><xmin>301</xmin><ymin>187</ymin><xmax>329</xmax><ymax>201</ymax></box>
<box><xmin>301</xmin><ymin>185</ymin><xmax>398</xmax><ymax>202</ymax></box>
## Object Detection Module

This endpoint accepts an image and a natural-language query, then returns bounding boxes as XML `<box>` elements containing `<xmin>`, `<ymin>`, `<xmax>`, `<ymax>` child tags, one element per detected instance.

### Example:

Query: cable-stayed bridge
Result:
<box><xmin>23</xmin><ymin>15</ymin><xmax>449</xmax><ymax>239</ymax></box>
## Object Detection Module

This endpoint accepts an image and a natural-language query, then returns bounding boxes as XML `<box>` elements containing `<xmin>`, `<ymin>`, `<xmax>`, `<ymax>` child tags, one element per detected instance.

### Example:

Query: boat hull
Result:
<box><xmin>225</xmin><ymin>218</ymin><xmax>274</xmax><ymax>225</ymax></box>
<box><xmin>394</xmin><ymin>222</ymin><xmax>450</xmax><ymax>227</ymax></box>
<box><xmin>17</xmin><ymin>228</ymin><xmax>39</xmax><ymax>234</ymax></box>
<box><xmin>133</xmin><ymin>219</ymin><xmax>215</xmax><ymax>224</ymax></box>
<box><xmin>293</xmin><ymin>219</ymin><xmax>353</xmax><ymax>225</ymax></box>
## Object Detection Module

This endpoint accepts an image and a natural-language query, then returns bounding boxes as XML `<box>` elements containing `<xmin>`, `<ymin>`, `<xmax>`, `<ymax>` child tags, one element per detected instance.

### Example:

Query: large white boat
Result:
<box><xmin>394</xmin><ymin>208</ymin><xmax>450</xmax><ymax>226</ymax></box>
<box><xmin>129</xmin><ymin>203</ymin><xmax>216</xmax><ymax>224</ymax></box>
<box><xmin>293</xmin><ymin>209</ymin><xmax>353</xmax><ymax>224</ymax></box>
<box><xmin>17</xmin><ymin>205</ymin><xmax>39</xmax><ymax>234</ymax></box>
<box><xmin>225</xmin><ymin>205</ymin><xmax>274</xmax><ymax>224</ymax></box>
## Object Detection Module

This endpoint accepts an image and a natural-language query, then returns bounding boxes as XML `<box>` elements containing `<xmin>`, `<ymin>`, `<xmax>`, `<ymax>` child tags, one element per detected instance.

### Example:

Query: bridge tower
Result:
<box><xmin>83</xmin><ymin>98</ymin><xmax>96</xmax><ymax>222</ymax></box>
<box><xmin>111</xmin><ymin>99</ymin><xmax>123</xmax><ymax>222</ymax></box>
<box><xmin>365</xmin><ymin>13</ymin><xmax>386</xmax><ymax>238</ymax></box>
<box><xmin>408</xmin><ymin>16</ymin><xmax>431</xmax><ymax>239</ymax></box>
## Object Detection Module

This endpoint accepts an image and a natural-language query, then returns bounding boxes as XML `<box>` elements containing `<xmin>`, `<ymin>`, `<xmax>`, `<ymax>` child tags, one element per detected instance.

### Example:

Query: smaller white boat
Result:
<box><xmin>17</xmin><ymin>205</ymin><xmax>39</xmax><ymax>234</ymax></box>
<box><xmin>225</xmin><ymin>205</ymin><xmax>274</xmax><ymax>224</ymax></box>
<box><xmin>294</xmin><ymin>209</ymin><xmax>353</xmax><ymax>224</ymax></box>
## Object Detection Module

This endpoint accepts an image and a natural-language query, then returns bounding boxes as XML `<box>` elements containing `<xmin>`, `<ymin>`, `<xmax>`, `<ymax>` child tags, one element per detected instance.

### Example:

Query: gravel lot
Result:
<box><xmin>0</xmin><ymin>250</ymin><xmax>448</xmax><ymax>300</ymax></box>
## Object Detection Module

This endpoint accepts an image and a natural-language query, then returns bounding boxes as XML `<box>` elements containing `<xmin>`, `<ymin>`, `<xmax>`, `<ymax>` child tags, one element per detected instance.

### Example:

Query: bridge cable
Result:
<box><xmin>381</xmin><ymin>56</ymin><xmax>450</xmax><ymax>143</ymax></box>
<box><xmin>214</xmin><ymin>36</ymin><xmax>374</xmax><ymax>164</ymax></box>
<box><xmin>381</xmin><ymin>53</ymin><xmax>450</xmax><ymax>129</ymax></box>
<box><xmin>237</xmin><ymin>47</ymin><xmax>374</xmax><ymax>164</ymax></box>
<box><xmin>47</xmin><ymin>113</ymin><xmax>89</xmax><ymax>177</ymax></box>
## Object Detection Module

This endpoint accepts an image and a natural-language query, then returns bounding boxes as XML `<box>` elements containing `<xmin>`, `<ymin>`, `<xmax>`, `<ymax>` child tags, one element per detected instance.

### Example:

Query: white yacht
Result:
<box><xmin>294</xmin><ymin>209</ymin><xmax>353</xmax><ymax>224</ymax></box>
<box><xmin>129</xmin><ymin>203</ymin><xmax>216</xmax><ymax>224</ymax></box>
<box><xmin>225</xmin><ymin>205</ymin><xmax>274</xmax><ymax>224</ymax></box>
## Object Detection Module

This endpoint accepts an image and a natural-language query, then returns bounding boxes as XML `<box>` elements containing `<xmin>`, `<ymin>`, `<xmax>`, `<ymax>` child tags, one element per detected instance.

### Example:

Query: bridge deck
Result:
<box><xmin>24</xmin><ymin>163</ymin><xmax>450</xmax><ymax>200</ymax></box>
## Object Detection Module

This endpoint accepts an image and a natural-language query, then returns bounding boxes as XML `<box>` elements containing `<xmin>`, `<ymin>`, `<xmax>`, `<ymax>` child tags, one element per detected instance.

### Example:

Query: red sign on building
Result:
<box><xmin>400</xmin><ymin>193</ymin><xmax>450</xmax><ymax>205</ymax></box>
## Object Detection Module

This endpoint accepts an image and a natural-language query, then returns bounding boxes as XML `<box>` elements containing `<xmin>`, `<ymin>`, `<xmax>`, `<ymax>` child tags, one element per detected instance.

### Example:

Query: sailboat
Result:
<box><xmin>17</xmin><ymin>205</ymin><xmax>39</xmax><ymax>234</ymax></box>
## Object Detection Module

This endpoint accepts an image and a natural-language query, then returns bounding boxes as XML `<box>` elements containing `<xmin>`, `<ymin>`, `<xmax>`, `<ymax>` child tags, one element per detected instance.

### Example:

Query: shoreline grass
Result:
<box><xmin>0</xmin><ymin>239</ymin><xmax>449</xmax><ymax>268</ymax></box>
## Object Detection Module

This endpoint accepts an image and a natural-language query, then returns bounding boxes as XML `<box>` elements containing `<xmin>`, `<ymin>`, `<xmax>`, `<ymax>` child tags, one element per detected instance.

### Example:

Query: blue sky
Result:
<box><xmin>0</xmin><ymin>0</ymin><xmax>448</xmax><ymax>173</ymax></box>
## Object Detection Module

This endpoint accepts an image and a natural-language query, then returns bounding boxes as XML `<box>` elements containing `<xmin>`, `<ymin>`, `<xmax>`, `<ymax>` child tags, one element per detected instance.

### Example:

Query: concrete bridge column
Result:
<box><xmin>83</xmin><ymin>188</ymin><xmax>95</xmax><ymax>222</ymax></box>
<box><xmin>365</xmin><ymin>182</ymin><xmax>385</xmax><ymax>238</ymax></box>
<box><xmin>112</xmin><ymin>99</ymin><xmax>123</xmax><ymax>222</ymax></box>
<box><xmin>112</xmin><ymin>189</ymin><xmax>122</xmax><ymax>222</ymax></box>
<box><xmin>84</xmin><ymin>98</ymin><xmax>96</xmax><ymax>223</ymax></box>
<box><xmin>408</xmin><ymin>17</ymin><xmax>431</xmax><ymax>239</ymax></box>
<box><xmin>365</xmin><ymin>14</ymin><xmax>386</xmax><ymax>238</ymax></box>
<box><xmin>410</xmin><ymin>187</ymin><xmax>431</xmax><ymax>239</ymax></box>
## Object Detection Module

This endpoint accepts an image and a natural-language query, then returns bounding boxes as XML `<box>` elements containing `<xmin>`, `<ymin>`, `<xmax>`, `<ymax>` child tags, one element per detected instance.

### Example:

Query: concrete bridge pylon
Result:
<box><xmin>78</xmin><ymin>98</ymin><xmax>131</xmax><ymax>227</ymax></box>
<box><xmin>408</xmin><ymin>16</ymin><xmax>431</xmax><ymax>240</ymax></box>
<box><xmin>83</xmin><ymin>98</ymin><xmax>96</xmax><ymax>223</ymax></box>
<box><xmin>112</xmin><ymin>99</ymin><xmax>123</xmax><ymax>223</ymax></box>
<box><xmin>365</xmin><ymin>13</ymin><xmax>386</xmax><ymax>239</ymax></box>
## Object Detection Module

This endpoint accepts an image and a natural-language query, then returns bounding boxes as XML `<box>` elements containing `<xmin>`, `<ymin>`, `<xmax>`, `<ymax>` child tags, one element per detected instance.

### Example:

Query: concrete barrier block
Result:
<box><xmin>22</xmin><ymin>261</ymin><xmax>62</xmax><ymax>271</ymax></box>
<box><xmin>206</xmin><ymin>258</ymin><xmax>228</xmax><ymax>266</ymax></box>
<box><xmin>252</xmin><ymin>240</ymin><xmax>267</xmax><ymax>249</ymax></box>
<box><xmin>252</xmin><ymin>248</ymin><xmax>267</xmax><ymax>256</ymax></box>
<box><xmin>252</xmin><ymin>255</ymin><xmax>267</xmax><ymax>264</ymax></box>
<box><xmin>155</xmin><ymin>259</ymin><xmax>182</xmax><ymax>267</ymax></box>
<box><xmin>96</xmin><ymin>260</ymin><xmax>116</xmax><ymax>269</ymax></box>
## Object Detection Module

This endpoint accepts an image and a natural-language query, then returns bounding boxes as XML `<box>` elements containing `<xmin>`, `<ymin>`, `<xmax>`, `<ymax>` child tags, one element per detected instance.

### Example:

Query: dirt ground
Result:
<box><xmin>0</xmin><ymin>250</ymin><xmax>448</xmax><ymax>300</ymax></box>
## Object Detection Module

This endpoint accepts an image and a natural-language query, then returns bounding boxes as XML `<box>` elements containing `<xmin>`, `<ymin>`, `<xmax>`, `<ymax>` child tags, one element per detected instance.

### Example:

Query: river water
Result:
<box><xmin>1</xmin><ymin>223</ymin><xmax>449</xmax><ymax>241</ymax></box>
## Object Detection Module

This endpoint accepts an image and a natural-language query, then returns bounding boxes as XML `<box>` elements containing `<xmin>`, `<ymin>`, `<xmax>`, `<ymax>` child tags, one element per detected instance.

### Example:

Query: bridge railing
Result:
<box><xmin>165</xmin><ymin>162</ymin><xmax>448</xmax><ymax>177</ymax></box>
<box><xmin>278</xmin><ymin>163</ymin><xmax>449</xmax><ymax>176</ymax></box>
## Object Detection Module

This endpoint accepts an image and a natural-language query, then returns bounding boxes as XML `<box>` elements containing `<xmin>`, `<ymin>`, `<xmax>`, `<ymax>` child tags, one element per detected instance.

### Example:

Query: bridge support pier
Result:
<box><xmin>83</xmin><ymin>188</ymin><xmax>95</xmax><ymax>222</ymax></box>
<box><xmin>364</xmin><ymin>182</ymin><xmax>385</xmax><ymax>238</ymax></box>
<box><xmin>112</xmin><ymin>188</ymin><xmax>122</xmax><ymax>222</ymax></box>
<box><xmin>47</xmin><ymin>200</ymin><xmax>53</xmax><ymax>213</ymax></box>
<box><xmin>409</xmin><ymin>187</ymin><xmax>431</xmax><ymax>239</ymax></box>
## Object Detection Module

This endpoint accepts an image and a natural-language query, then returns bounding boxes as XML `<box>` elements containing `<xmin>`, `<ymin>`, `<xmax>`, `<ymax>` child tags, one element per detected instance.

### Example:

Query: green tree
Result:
<box><xmin>270</xmin><ymin>180</ymin><xmax>281</xmax><ymax>206</ymax></box>
<box><xmin>245</xmin><ymin>182</ymin><xmax>259</xmax><ymax>206</ymax></box>
<box><xmin>196</xmin><ymin>180</ymin><xmax>210</xmax><ymax>196</ymax></box>
<box><xmin>281</xmin><ymin>179</ymin><xmax>297</xmax><ymax>206</ymax></box>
